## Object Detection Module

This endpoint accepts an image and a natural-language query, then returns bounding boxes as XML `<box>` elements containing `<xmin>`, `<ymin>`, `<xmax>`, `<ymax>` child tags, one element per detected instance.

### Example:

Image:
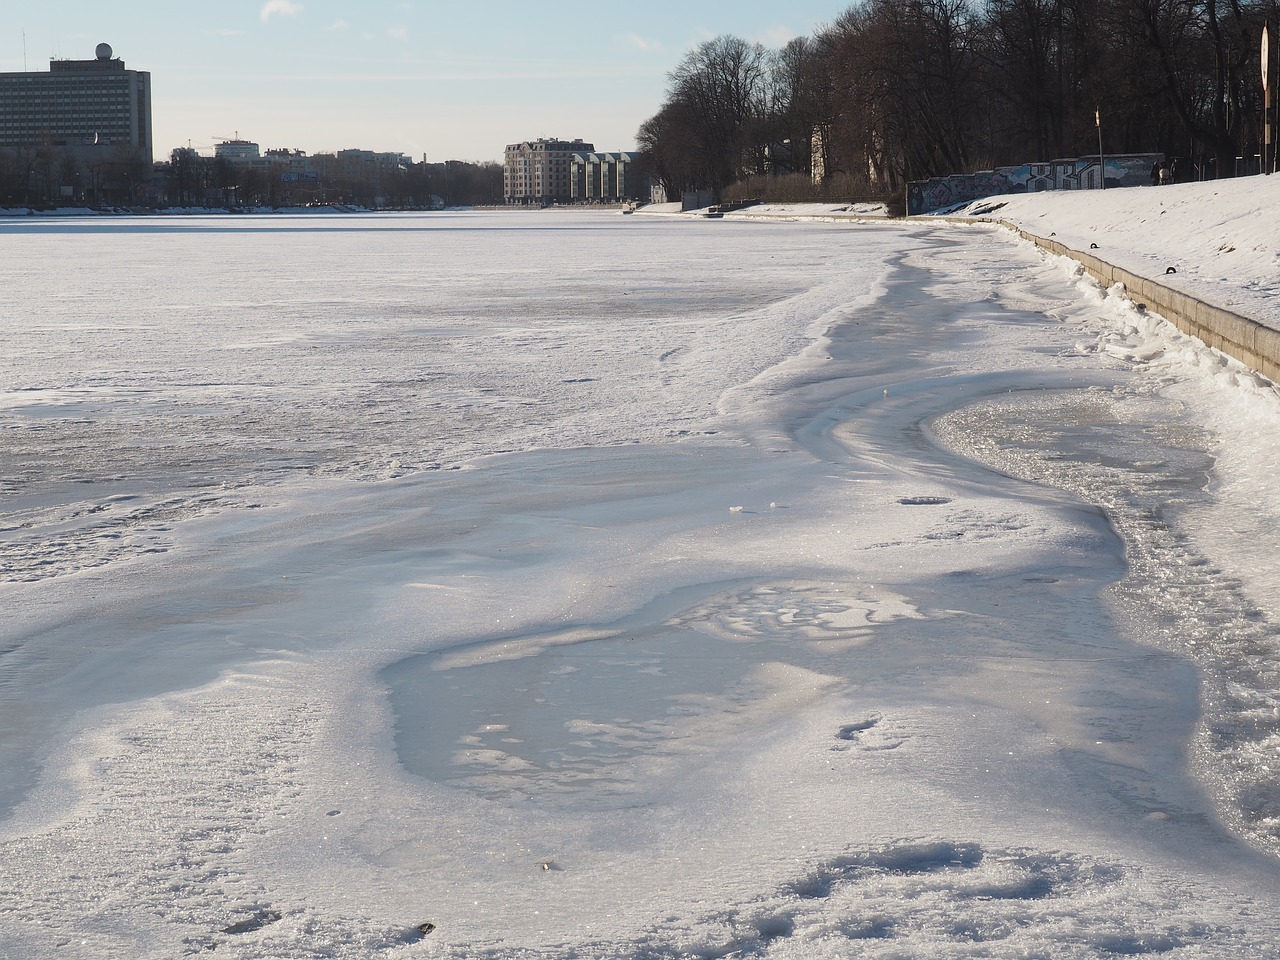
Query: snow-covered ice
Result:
<box><xmin>3</xmin><ymin>202</ymin><xmax>1280</xmax><ymax>958</ymax></box>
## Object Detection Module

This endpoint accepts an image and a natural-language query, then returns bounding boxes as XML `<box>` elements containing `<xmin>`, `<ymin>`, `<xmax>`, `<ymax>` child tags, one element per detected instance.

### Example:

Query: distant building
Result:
<box><xmin>504</xmin><ymin>138</ymin><xmax>594</xmax><ymax>205</ymax></box>
<box><xmin>207</xmin><ymin>141</ymin><xmax>325</xmax><ymax>202</ymax></box>
<box><xmin>0</xmin><ymin>43</ymin><xmax>153</xmax><ymax>166</ymax></box>
<box><xmin>570</xmin><ymin>151</ymin><xmax>640</xmax><ymax>203</ymax></box>
<box><xmin>214</xmin><ymin>138</ymin><xmax>261</xmax><ymax>162</ymax></box>
<box><xmin>307</xmin><ymin>150</ymin><xmax>410</xmax><ymax>206</ymax></box>
<box><xmin>264</xmin><ymin>147</ymin><xmax>319</xmax><ymax>184</ymax></box>
<box><xmin>328</xmin><ymin>149</ymin><xmax>411</xmax><ymax>172</ymax></box>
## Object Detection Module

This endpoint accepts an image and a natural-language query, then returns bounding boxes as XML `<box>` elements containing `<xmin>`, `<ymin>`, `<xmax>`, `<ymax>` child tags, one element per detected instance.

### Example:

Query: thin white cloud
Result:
<box><xmin>326</xmin><ymin>19</ymin><xmax>350</xmax><ymax>31</ymax></box>
<box><xmin>260</xmin><ymin>0</ymin><xmax>304</xmax><ymax>23</ymax></box>
<box><xmin>388</xmin><ymin>25</ymin><xmax>410</xmax><ymax>41</ymax></box>
<box><xmin>624</xmin><ymin>33</ymin><xmax>662</xmax><ymax>53</ymax></box>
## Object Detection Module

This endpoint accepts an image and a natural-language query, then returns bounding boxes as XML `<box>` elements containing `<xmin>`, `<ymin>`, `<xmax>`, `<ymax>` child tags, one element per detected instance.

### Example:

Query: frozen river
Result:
<box><xmin>2</xmin><ymin>211</ymin><xmax>1280</xmax><ymax>958</ymax></box>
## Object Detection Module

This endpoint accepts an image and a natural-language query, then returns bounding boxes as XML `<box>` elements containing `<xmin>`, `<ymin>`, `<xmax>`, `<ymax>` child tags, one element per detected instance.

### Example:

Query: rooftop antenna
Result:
<box><xmin>23</xmin><ymin>29</ymin><xmax>27</xmax><ymax>71</ymax></box>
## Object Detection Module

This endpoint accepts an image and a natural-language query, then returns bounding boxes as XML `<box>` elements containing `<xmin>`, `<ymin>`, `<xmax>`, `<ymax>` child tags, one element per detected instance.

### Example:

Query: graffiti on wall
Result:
<box><xmin>907</xmin><ymin>153</ymin><xmax>1162</xmax><ymax>216</ymax></box>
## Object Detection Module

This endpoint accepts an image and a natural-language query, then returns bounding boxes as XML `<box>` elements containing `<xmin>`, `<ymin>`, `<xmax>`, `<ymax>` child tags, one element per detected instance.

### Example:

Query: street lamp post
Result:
<box><xmin>1263</xmin><ymin>21</ymin><xmax>1272</xmax><ymax>175</ymax></box>
<box><xmin>1095</xmin><ymin>108</ymin><xmax>1105</xmax><ymax>189</ymax></box>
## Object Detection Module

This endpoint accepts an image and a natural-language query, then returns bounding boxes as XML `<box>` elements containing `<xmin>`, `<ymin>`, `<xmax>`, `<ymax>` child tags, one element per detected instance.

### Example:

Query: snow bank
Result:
<box><xmin>947</xmin><ymin>176</ymin><xmax>1280</xmax><ymax>329</ymax></box>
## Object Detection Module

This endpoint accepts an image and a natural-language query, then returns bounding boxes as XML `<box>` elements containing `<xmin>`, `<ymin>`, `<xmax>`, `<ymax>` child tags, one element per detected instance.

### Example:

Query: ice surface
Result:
<box><xmin>3</xmin><ymin>209</ymin><xmax>1280</xmax><ymax>958</ymax></box>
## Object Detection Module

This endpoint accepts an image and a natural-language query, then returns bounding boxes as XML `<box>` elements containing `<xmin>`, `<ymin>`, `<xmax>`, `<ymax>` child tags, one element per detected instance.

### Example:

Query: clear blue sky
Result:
<box><xmin>2</xmin><ymin>1</ymin><xmax>847</xmax><ymax>163</ymax></box>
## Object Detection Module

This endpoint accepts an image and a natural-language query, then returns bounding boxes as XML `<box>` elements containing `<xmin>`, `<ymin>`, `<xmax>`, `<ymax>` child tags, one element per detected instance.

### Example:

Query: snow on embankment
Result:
<box><xmin>947</xmin><ymin>177</ymin><xmax>1280</xmax><ymax>332</ymax></box>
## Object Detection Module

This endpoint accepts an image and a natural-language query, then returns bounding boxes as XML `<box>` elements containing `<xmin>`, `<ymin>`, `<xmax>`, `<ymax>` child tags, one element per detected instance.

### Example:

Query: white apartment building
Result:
<box><xmin>570</xmin><ymin>151</ymin><xmax>639</xmax><ymax>203</ymax></box>
<box><xmin>214</xmin><ymin>138</ymin><xmax>261</xmax><ymax>162</ymax></box>
<box><xmin>504</xmin><ymin>138</ymin><xmax>594</xmax><ymax>205</ymax></box>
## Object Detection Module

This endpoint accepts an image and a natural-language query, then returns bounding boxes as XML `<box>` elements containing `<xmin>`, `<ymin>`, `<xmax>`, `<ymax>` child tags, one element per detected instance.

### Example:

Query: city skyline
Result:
<box><xmin>4</xmin><ymin>1</ymin><xmax>846</xmax><ymax>163</ymax></box>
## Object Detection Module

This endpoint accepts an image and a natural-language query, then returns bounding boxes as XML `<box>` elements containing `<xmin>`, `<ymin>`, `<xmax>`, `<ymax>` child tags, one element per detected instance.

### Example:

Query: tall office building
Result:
<box><xmin>0</xmin><ymin>42</ymin><xmax>153</xmax><ymax>166</ymax></box>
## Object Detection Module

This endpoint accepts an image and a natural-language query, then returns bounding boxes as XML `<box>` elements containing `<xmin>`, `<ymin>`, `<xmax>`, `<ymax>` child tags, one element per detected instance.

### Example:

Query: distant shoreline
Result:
<box><xmin>0</xmin><ymin>203</ymin><xmax>635</xmax><ymax>218</ymax></box>
<box><xmin>2</xmin><ymin>204</ymin><xmax>386</xmax><ymax>217</ymax></box>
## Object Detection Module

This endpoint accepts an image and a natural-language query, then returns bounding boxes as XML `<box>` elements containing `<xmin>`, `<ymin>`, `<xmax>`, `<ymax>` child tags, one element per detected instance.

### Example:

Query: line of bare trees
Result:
<box><xmin>0</xmin><ymin>141</ymin><xmax>150</xmax><ymax>206</ymax></box>
<box><xmin>0</xmin><ymin>141</ymin><xmax>504</xmax><ymax>210</ymax></box>
<box><xmin>639</xmin><ymin>0</ymin><xmax>1277</xmax><ymax>201</ymax></box>
<box><xmin>165</xmin><ymin>151</ymin><xmax>504</xmax><ymax>209</ymax></box>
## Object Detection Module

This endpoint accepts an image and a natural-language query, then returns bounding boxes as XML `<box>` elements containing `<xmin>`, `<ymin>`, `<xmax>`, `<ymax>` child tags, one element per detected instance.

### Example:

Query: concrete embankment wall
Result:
<box><xmin>996</xmin><ymin>220</ymin><xmax>1280</xmax><ymax>384</ymax></box>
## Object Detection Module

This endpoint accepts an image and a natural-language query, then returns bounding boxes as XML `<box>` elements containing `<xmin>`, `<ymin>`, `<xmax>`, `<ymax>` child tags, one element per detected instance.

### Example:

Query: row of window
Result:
<box><xmin>1</xmin><ymin>75</ymin><xmax>133</xmax><ymax>83</ymax></box>
<box><xmin>1</xmin><ymin>118</ymin><xmax>133</xmax><ymax>127</ymax></box>
<box><xmin>0</xmin><ymin>84</ymin><xmax>137</xmax><ymax>94</ymax></box>
<box><xmin>3</xmin><ymin>108</ymin><xmax>132</xmax><ymax>116</ymax></box>
<box><xmin>2</xmin><ymin>95</ymin><xmax>131</xmax><ymax>102</ymax></box>
<box><xmin>0</xmin><ymin>125</ymin><xmax>131</xmax><ymax>134</ymax></box>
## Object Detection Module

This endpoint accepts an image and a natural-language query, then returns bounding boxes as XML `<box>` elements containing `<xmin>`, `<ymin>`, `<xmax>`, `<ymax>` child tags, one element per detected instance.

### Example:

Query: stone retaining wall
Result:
<box><xmin>1000</xmin><ymin>222</ymin><xmax>1280</xmax><ymax>384</ymax></box>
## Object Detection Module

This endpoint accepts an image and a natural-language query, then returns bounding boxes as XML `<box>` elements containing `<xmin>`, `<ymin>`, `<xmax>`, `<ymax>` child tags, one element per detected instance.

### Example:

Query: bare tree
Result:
<box><xmin>635</xmin><ymin>0</ymin><xmax>1272</xmax><ymax>205</ymax></box>
<box><xmin>637</xmin><ymin>98</ymin><xmax>708</xmax><ymax>198</ymax></box>
<box><xmin>665</xmin><ymin>35</ymin><xmax>773</xmax><ymax>193</ymax></box>
<box><xmin>1105</xmin><ymin>0</ymin><xmax>1265</xmax><ymax>173</ymax></box>
<box><xmin>770</xmin><ymin>36</ymin><xmax>842</xmax><ymax>180</ymax></box>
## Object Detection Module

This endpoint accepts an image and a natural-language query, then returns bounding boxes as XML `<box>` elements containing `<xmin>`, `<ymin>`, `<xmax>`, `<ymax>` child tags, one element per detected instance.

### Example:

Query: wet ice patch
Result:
<box><xmin>933</xmin><ymin>385</ymin><xmax>1280</xmax><ymax>856</ymax></box>
<box><xmin>671</xmin><ymin>581</ymin><xmax>926</xmax><ymax>651</ymax></box>
<box><xmin>386</xmin><ymin>580</ymin><xmax>926</xmax><ymax>805</ymax></box>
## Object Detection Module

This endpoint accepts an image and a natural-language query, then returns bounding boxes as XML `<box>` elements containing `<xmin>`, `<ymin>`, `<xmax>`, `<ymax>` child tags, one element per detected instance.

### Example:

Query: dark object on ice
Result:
<box><xmin>398</xmin><ymin>922</ymin><xmax>437</xmax><ymax>944</ymax></box>
<box><xmin>898</xmin><ymin>496</ymin><xmax>952</xmax><ymax>506</ymax></box>
<box><xmin>222</xmin><ymin>908</ymin><xmax>282</xmax><ymax>935</ymax></box>
<box><xmin>837</xmin><ymin>717</ymin><xmax>880</xmax><ymax>740</ymax></box>
<box><xmin>1090</xmin><ymin>242</ymin><xmax>1099</xmax><ymax>249</ymax></box>
<box><xmin>1166</xmin><ymin>266</ymin><xmax>1177</xmax><ymax>274</ymax></box>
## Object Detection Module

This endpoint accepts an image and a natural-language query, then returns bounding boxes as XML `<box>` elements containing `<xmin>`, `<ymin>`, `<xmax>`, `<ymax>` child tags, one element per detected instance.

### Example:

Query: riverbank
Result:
<box><xmin>642</xmin><ymin>179</ymin><xmax>1280</xmax><ymax>382</ymax></box>
<box><xmin>0</xmin><ymin>204</ymin><xmax>378</xmax><ymax>217</ymax></box>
